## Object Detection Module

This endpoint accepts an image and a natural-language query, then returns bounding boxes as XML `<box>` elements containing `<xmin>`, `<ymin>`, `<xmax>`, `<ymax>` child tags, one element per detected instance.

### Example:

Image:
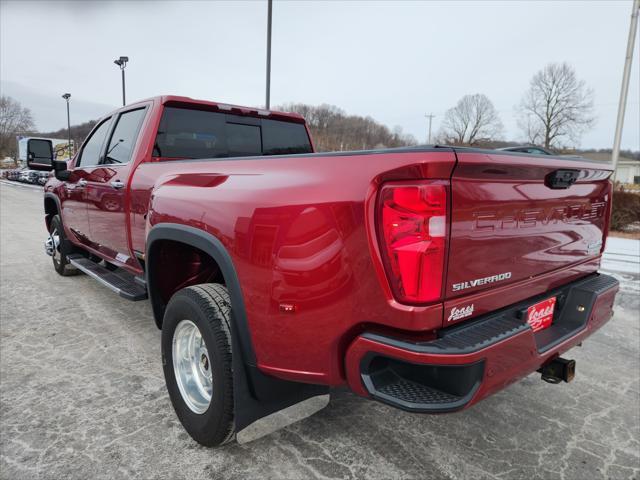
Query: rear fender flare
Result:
<box><xmin>44</xmin><ymin>192</ymin><xmax>62</xmax><ymax>229</ymax></box>
<box><xmin>146</xmin><ymin>223</ymin><xmax>256</xmax><ymax>364</ymax></box>
<box><xmin>44</xmin><ymin>192</ymin><xmax>76</xmax><ymax>255</ymax></box>
<box><xmin>146</xmin><ymin>223</ymin><xmax>328</xmax><ymax>432</ymax></box>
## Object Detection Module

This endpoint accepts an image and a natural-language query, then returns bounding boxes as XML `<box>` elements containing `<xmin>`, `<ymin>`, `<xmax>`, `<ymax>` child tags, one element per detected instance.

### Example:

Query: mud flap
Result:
<box><xmin>232</xmin><ymin>329</ymin><xmax>329</xmax><ymax>442</ymax></box>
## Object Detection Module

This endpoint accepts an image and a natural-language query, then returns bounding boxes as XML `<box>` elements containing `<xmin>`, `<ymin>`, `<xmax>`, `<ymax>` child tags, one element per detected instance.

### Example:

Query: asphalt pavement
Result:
<box><xmin>1</xmin><ymin>180</ymin><xmax>638</xmax><ymax>480</ymax></box>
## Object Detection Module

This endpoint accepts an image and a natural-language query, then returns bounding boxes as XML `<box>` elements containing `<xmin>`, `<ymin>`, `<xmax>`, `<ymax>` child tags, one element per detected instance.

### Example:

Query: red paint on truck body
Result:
<box><xmin>46</xmin><ymin>96</ymin><xmax>617</xmax><ymax>408</ymax></box>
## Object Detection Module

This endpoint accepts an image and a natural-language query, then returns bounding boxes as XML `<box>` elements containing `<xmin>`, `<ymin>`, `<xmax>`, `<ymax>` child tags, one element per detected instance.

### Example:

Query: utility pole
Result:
<box><xmin>611</xmin><ymin>0</ymin><xmax>639</xmax><ymax>181</ymax></box>
<box><xmin>113</xmin><ymin>56</ymin><xmax>129</xmax><ymax>106</ymax></box>
<box><xmin>265</xmin><ymin>0</ymin><xmax>273</xmax><ymax>109</ymax></box>
<box><xmin>62</xmin><ymin>93</ymin><xmax>72</xmax><ymax>156</ymax></box>
<box><xmin>425</xmin><ymin>113</ymin><xmax>435</xmax><ymax>144</ymax></box>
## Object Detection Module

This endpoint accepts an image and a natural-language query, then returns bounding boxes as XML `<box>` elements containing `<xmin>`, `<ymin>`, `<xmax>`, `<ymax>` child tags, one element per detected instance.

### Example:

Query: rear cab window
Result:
<box><xmin>153</xmin><ymin>106</ymin><xmax>312</xmax><ymax>160</ymax></box>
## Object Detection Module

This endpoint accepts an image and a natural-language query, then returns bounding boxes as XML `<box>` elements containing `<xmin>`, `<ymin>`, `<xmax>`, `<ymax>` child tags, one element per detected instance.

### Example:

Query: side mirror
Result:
<box><xmin>54</xmin><ymin>160</ymin><xmax>71</xmax><ymax>181</ymax></box>
<box><xmin>27</xmin><ymin>139</ymin><xmax>54</xmax><ymax>171</ymax></box>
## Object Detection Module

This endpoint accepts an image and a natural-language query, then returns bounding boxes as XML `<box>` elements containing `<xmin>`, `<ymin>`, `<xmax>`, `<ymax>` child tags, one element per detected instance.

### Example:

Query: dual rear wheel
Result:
<box><xmin>161</xmin><ymin>284</ymin><xmax>235</xmax><ymax>447</ymax></box>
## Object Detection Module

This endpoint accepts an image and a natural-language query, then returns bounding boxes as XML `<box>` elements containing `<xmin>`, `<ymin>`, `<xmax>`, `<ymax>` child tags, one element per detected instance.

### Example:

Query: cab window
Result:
<box><xmin>77</xmin><ymin>119</ymin><xmax>111</xmax><ymax>167</ymax></box>
<box><xmin>153</xmin><ymin>106</ymin><xmax>312</xmax><ymax>159</ymax></box>
<box><xmin>104</xmin><ymin>108</ymin><xmax>147</xmax><ymax>165</ymax></box>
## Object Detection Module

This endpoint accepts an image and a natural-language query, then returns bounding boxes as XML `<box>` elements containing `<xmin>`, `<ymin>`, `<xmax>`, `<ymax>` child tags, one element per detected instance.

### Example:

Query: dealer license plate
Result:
<box><xmin>527</xmin><ymin>297</ymin><xmax>556</xmax><ymax>332</ymax></box>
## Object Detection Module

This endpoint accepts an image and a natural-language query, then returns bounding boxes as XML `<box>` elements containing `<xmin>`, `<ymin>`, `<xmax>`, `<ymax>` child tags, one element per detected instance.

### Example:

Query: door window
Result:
<box><xmin>77</xmin><ymin>119</ymin><xmax>111</xmax><ymax>167</ymax></box>
<box><xmin>104</xmin><ymin>108</ymin><xmax>147</xmax><ymax>165</ymax></box>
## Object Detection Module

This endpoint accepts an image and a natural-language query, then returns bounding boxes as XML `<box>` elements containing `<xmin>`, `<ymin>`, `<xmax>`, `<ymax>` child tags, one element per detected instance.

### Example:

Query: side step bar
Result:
<box><xmin>67</xmin><ymin>255</ymin><xmax>148</xmax><ymax>301</ymax></box>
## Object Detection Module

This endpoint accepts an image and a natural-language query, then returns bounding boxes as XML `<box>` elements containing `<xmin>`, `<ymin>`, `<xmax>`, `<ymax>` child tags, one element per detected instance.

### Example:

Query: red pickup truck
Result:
<box><xmin>33</xmin><ymin>96</ymin><xmax>619</xmax><ymax>447</ymax></box>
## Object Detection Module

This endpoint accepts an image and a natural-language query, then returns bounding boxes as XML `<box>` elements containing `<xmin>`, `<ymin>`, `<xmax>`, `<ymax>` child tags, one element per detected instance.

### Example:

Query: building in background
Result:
<box><xmin>581</xmin><ymin>152</ymin><xmax>640</xmax><ymax>185</ymax></box>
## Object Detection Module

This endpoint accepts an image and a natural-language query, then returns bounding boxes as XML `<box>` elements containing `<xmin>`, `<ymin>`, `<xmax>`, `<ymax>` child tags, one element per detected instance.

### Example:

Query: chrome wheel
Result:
<box><xmin>49</xmin><ymin>228</ymin><xmax>61</xmax><ymax>264</ymax></box>
<box><xmin>172</xmin><ymin>320</ymin><xmax>213</xmax><ymax>414</ymax></box>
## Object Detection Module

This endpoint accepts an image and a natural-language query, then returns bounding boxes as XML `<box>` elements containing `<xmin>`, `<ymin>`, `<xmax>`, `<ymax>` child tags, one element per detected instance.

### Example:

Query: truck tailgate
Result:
<box><xmin>445</xmin><ymin>150</ymin><xmax>612</xmax><ymax>304</ymax></box>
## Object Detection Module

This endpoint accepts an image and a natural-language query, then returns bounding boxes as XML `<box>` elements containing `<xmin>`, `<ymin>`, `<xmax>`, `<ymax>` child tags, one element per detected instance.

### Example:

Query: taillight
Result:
<box><xmin>377</xmin><ymin>181</ymin><xmax>448</xmax><ymax>304</ymax></box>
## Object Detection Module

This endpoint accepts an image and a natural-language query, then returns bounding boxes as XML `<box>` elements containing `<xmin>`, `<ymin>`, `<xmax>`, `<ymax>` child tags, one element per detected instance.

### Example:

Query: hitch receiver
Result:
<box><xmin>538</xmin><ymin>357</ymin><xmax>576</xmax><ymax>384</ymax></box>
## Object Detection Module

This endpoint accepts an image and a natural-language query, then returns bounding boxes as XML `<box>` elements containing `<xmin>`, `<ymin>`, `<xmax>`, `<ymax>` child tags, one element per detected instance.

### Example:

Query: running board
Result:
<box><xmin>67</xmin><ymin>255</ymin><xmax>148</xmax><ymax>301</ymax></box>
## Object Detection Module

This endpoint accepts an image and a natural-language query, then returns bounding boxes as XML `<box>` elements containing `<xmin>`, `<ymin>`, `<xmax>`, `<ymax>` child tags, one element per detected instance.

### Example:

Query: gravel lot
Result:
<box><xmin>1</xmin><ymin>180</ymin><xmax>639</xmax><ymax>480</ymax></box>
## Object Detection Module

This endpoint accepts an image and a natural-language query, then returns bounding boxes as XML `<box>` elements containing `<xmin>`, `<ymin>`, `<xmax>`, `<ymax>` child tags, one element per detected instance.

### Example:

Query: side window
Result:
<box><xmin>104</xmin><ymin>108</ymin><xmax>147</xmax><ymax>165</ymax></box>
<box><xmin>77</xmin><ymin>119</ymin><xmax>111</xmax><ymax>167</ymax></box>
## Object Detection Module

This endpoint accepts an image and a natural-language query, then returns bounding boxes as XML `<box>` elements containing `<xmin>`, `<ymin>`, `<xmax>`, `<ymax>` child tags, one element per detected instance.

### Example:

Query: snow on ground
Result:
<box><xmin>602</xmin><ymin>237</ymin><xmax>640</xmax><ymax>274</ymax></box>
<box><xmin>601</xmin><ymin>236</ymin><xmax>640</xmax><ymax>294</ymax></box>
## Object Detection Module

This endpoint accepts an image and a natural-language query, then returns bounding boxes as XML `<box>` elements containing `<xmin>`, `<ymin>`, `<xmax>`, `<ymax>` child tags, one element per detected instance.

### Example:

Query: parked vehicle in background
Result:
<box><xmin>6</xmin><ymin>169</ymin><xmax>22</xmax><ymax>181</ymax></box>
<box><xmin>37</xmin><ymin>171</ymin><xmax>49</xmax><ymax>185</ymax></box>
<box><xmin>498</xmin><ymin>145</ymin><xmax>554</xmax><ymax>155</ymax></box>
<box><xmin>33</xmin><ymin>95</ymin><xmax>619</xmax><ymax>447</ymax></box>
<box><xmin>2</xmin><ymin>167</ymin><xmax>47</xmax><ymax>186</ymax></box>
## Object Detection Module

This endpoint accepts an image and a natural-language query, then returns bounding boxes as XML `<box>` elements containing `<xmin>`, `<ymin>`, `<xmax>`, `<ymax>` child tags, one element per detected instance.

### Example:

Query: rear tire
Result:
<box><xmin>49</xmin><ymin>215</ymin><xmax>78</xmax><ymax>276</ymax></box>
<box><xmin>161</xmin><ymin>284</ymin><xmax>235</xmax><ymax>447</ymax></box>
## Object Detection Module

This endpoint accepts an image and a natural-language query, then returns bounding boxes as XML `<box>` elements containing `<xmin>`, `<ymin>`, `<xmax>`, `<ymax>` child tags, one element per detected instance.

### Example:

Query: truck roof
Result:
<box><xmin>124</xmin><ymin>95</ymin><xmax>307</xmax><ymax>124</ymax></box>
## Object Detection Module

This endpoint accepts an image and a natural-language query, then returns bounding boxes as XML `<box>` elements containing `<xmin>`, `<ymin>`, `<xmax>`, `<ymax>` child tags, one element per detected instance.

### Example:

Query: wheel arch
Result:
<box><xmin>146</xmin><ymin>223</ymin><xmax>328</xmax><ymax>432</ymax></box>
<box><xmin>44</xmin><ymin>193</ymin><xmax>61</xmax><ymax>231</ymax></box>
<box><xmin>146</xmin><ymin>223</ymin><xmax>256</xmax><ymax>365</ymax></box>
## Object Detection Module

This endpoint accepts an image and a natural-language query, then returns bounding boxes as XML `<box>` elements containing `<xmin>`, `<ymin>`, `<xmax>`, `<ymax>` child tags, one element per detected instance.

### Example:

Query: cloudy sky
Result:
<box><xmin>1</xmin><ymin>0</ymin><xmax>638</xmax><ymax>149</ymax></box>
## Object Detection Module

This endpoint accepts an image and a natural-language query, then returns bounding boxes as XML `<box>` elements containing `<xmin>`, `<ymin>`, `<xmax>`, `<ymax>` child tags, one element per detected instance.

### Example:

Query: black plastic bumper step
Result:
<box><xmin>68</xmin><ymin>255</ymin><xmax>148</xmax><ymax>301</ymax></box>
<box><xmin>376</xmin><ymin>379</ymin><xmax>462</xmax><ymax>405</ymax></box>
<box><xmin>361</xmin><ymin>357</ymin><xmax>484</xmax><ymax>413</ymax></box>
<box><xmin>359</xmin><ymin>273</ymin><xmax>618</xmax><ymax>413</ymax></box>
<box><xmin>362</xmin><ymin>316</ymin><xmax>528</xmax><ymax>355</ymax></box>
<box><xmin>363</xmin><ymin>273</ymin><xmax>619</xmax><ymax>356</ymax></box>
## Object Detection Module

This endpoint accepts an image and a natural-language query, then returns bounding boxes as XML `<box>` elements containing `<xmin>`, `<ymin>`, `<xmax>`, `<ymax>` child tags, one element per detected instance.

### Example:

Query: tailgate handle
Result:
<box><xmin>545</xmin><ymin>169</ymin><xmax>579</xmax><ymax>189</ymax></box>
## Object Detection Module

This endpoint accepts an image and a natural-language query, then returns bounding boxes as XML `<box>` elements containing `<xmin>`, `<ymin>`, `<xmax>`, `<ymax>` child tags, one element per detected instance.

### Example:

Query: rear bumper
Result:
<box><xmin>345</xmin><ymin>273</ymin><xmax>619</xmax><ymax>413</ymax></box>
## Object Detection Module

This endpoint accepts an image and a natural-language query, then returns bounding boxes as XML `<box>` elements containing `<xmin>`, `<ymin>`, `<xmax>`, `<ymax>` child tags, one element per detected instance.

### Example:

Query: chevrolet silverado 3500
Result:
<box><xmin>32</xmin><ymin>96</ymin><xmax>619</xmax><ymax>446</ymax></box>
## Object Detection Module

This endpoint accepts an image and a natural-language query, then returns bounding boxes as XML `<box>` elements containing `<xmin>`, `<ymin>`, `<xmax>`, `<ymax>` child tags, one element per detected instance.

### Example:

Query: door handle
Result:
<box><xmin>110</xmin><ymin>180</ymin><xmax>125</xmax><ymax>189</ymax></box>
<box><xmin>78</xmin><ymin>179</ymin><xmax>87</xmax><ymax>187</ymax></box>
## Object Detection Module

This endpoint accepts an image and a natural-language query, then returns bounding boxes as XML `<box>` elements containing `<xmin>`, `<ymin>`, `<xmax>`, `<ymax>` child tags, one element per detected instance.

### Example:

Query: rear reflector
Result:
<box><xmin>377</xmin><ymin>181</ymin><xmax>448</xmax><ymax>304</ymax></box>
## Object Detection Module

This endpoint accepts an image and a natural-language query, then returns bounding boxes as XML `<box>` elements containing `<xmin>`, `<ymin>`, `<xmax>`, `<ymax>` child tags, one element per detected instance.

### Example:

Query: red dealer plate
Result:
<box><xmin>527</xmin><ymin>297</ymin><xmax>557</xmax><ymax>332</ymax></box>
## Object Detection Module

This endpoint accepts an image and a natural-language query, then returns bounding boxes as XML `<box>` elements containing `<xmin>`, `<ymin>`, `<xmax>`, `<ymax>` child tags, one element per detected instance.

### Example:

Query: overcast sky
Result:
<box><xmin>1</xmin><ymin>0</ymin><xmax>638</xmax><ymax>150</ymax></box>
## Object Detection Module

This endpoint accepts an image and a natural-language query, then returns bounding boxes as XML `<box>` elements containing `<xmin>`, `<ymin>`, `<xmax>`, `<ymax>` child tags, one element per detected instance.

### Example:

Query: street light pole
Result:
<box><xmin>611</xmin><ymin>0</ymin><xmax>639</xmax><ymax>181</ymax></box>
<box><xmin>121</xmin><ymin>68</ymin><xmax>126</xmax><ymax>106</ymax></box>
<box><xmin>265</xmin><ymin>0</ymin><xmax>272</xmax><ymax>109</ymax></box>
<box><xmin>113</xmin><ymin>56</ymin><xmax>129</xmax><ymax>106</ymax></box>
<box><xmin>62</xmin><ymin>93</ymin><xmax>72</xmax><ymax>156</ymax></box>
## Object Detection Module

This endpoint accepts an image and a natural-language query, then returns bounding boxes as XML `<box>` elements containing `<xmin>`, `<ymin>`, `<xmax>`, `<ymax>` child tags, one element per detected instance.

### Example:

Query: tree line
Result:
<box><xmin>39</xmin><ymin>120</ymin><xmax>97</xmax><ymax>153</ymax></box>
<box><xmin>277</xmin><ymin>103</ymin><xmax>417</xmax><ymax>151</ymax></box>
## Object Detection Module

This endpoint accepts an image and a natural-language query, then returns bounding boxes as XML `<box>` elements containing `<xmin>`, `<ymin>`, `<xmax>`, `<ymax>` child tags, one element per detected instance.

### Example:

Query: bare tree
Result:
<box><xmin>0</xmin><ymin>96</ymin><xmax>35</xmax><ymax>158</ymax></box>
<box><xmin>439</xmin><ymin>94</ymin><xmax>503</xmax><ymax>145</ymax></box>
<box><xmin>518</xmin><ymin>62</ymin><xmax>595</xmax><ymax>148</ymax></box>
